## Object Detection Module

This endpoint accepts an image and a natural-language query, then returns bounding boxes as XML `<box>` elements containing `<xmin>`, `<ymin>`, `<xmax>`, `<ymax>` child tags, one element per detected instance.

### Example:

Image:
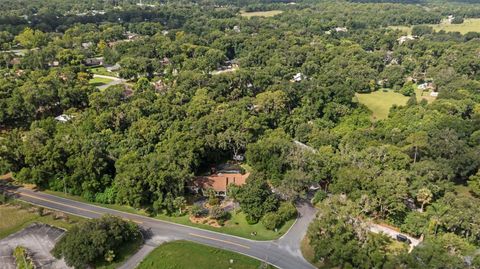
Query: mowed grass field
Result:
<box><xmin>356</xmin><ymin>89</ymin><xmax>436</xmax><ymax>120</ymax></box>
<box><xmin>356</xmin><ymin>91</ymin><xmax>409</xmax><ymax>120</ymax></box>
<box><xmin>89</xmin><ymin>76</ymin><xmax>114</xmax><ymax>87</ymax></box>
<box><xmin>389</xmin><ymin>18</ymin><xmax>480</xmax><ymax>35</ymax></box>
<box><xmin>137</xmin><ymin>240</ymin><xmax>272</xmax><ymax>269</ymax></box>
<box><xmin>240</xmin><ymin>10</ymin><xmax>283</xmax><ymax>18</ymax></box>
<box><xmin>0</xmin><ymin>203</ymin><xmax>83</xmax><ymax>239</ymax></box>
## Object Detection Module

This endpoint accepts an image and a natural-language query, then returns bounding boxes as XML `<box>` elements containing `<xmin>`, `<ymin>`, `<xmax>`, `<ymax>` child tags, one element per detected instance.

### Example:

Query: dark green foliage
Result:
<box><xmin>236</xmin><ymin>174</ymin><xmax>278</xmax><ymax>224</ymax></box>
<box><xmin>261</xmin><ymin>212</ymin><xmax>283</xmax><ymax>230</ymax></box>
<box><xmin>312</xmin><ymin>190</ymin><xmax>328</xmax><ymax>205</ymax></box>
<box><xmin>52</xmin><ymin>215</ymin><xmax>140</xmax><ymax>269</ymax></box>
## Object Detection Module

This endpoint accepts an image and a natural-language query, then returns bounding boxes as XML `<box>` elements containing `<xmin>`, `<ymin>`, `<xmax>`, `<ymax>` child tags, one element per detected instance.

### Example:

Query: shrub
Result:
<box><xmin>190</xmin><ymin>204</ymin><xmax>205</xmax><ymax>218</ymax></box>
<box><xmin>312</xmin><ymin>190</ymin><xmax>328</xmax><ymax>205</ymax></box>
<box><xmin>278</xmin><ymin>202</ymin><xmax>297</xmax><ymax>221</ymax></box>
<box><xmin>209</xmin><ymin>205</ymin><xmax>228</xmax><ymax>220</ymax></box>
<box><xmin>262</xmin><ymin>212</ymin><xmax>283</xmax><ymax>230</ymax></box>
<box><xmin>0</xmin><ymin>193</ymin><xmax>8</xmax><ymax>204</ymax></box>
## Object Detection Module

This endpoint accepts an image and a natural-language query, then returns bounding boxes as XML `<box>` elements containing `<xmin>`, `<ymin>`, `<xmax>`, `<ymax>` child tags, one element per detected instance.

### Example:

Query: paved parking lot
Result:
<box><xmin>0</xmin><ymin>223</ymin><xmax>70</xmax><ymax>269</ymax></box>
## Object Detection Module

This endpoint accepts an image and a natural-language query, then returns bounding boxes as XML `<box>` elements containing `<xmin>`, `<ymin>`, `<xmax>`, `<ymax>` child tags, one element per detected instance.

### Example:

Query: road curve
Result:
<box><xmin>8</xmin><ymin>188</ymin><xmax>317</xmax><ymax>269</ymax></box>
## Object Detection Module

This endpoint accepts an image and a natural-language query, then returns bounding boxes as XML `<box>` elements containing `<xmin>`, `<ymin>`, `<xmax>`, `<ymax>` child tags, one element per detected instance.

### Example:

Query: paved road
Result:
<box><xmin>7</xmin><ymin>188</ymin><xmax>317</xmax><ymax>269</ymax></box>
<box><xmin>93</xmin><ymin>74</ymin><xmax>126</xmax><ymax>90</ymax></box>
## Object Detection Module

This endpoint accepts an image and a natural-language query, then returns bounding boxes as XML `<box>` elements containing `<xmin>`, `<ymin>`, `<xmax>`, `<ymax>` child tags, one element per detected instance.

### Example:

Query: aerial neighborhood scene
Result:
<box><xmin>0</xmin><ymin>0</ymin><xmax>480</xmax><ymax>268</ymax></box>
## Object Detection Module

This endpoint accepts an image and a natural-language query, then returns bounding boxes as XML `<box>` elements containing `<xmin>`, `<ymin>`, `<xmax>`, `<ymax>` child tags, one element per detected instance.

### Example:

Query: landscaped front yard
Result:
<box><xmin>137</xmin><ymin>240</ymin><xmax>272</xmax><ymax>269</ymax></box>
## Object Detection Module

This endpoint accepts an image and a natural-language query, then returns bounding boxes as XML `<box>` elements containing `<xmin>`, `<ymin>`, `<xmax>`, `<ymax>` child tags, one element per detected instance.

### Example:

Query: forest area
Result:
<box><xmin>0</xmin><ymin>0</ymin><xmax>479</xmax><ymax>268</ymax></box>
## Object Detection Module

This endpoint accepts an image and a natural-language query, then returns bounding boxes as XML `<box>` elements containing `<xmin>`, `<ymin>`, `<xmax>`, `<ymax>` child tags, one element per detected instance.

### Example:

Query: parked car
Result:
<box><xmin>396</xmin><ymin>234</ymin><xmax>411</xmax><ymax>244</ymax></box>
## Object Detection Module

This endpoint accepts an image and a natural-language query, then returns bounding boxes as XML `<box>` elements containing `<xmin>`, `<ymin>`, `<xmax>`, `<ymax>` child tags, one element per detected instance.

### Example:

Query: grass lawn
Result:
<box><xmin>356</xmin><ymin>90</ymin><xmax>409</xmax><ymax>120</ymax></box>
<box><xmin>0</xmin><ymin>202</ymin><xmax>83</xmax><ymax>240</ymax></box>
<box><xmin>240</xmin><ymin>10</ymin><xmax>283</xmax><ymax>18</ymax></box>
<box><xmin>137</xmin><ymin>240</ymin><xmax>272</xmax><ymax>269</ymax></box>
<box><xmin>389</xmin><ymin>18</ymin><xmax>480</xmax><ymax>35</ymax></box>
<box><xmin>89</xmin><ymin>66</ymin><xmax>116</xmax><ymax>77</ymax></box>
<box><xmin>89</xmin><ymin>77</ymin><xmax>114</xmax><ymax>87</ymax></box>
<box><xmin>45</xmin><ymin>190</ymin><xmax>295</xmax><ymax>240</ymax></box>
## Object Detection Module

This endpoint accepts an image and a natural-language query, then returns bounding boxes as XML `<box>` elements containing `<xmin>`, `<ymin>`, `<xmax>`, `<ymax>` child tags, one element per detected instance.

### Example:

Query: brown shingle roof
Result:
<box><xmin>193</xmin><ymin>173</ymin><xmax>249</xmax><ymax>192</ymax></box>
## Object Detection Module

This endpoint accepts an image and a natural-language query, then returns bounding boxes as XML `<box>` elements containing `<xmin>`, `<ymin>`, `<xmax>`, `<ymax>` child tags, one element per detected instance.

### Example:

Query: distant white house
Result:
<box><xmin>447</xmin><ymin>15</ymin><xmax>455</xmax><ymax>23</ymax></box>
<box><xmin>233</xmin><ymin>25</ymin><xmax>241</xmax><ymax>33</ymax></box>
<box><xmin>106</xmin><ymin>63</ymin><xmax>121</xmax><ymax>72</ymax></box>
<box><xmin>54</xmin><ymin>114</ymin><xmax>72</xmax><ymax>123</ymax></box>
<box><xmin>418</xmin><ymin>82</ymin><xmax>434</xmax><ymax>90</ymax></box>
<box><xmin>335</xmin><ymin>27</ymin><xmax>348</xmax><ymax>32</ymax></box>
<box><xmin>397</xmin><ymin>35</ymin><xmax>416</xmax><ymax>45</ymax></box>
<box><xmin>81</xmin><ymin>42</ymin><xmax>93</xmax><ymax>49</ymax></box>
<box><xmin>291</xmin><ymin>72</ymin><xmax>305</xmax><ymax>82</ymax></box>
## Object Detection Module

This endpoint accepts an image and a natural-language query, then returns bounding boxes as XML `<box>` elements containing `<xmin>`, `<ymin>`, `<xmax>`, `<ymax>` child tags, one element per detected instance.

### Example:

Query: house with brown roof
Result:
<box><xmin>188</xmin><ymin>163</ymin><xmax>249</xmax><ymax>197</ymax></box>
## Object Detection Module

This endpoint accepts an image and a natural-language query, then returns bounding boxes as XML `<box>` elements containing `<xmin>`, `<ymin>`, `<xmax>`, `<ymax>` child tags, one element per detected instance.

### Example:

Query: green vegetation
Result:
<box><xmin>356</xmin><ymin>90</ymin><xmax>409</xmax><ymax>119</ymax></box>
<box><xmin>137</xmin><ymin>240</ymin><xmax>271</xmax><ymax>269</ymax></box>
<box><xmin>89</xmin><ymin>67</ymin><xmax>116</xmax><ymax>77</ymax></box>
<box><xmin>13</xmin><ymin>246</ymin><xmax>34</xmax><ymax>269</ymax></box>
<box><xmin>391</xmin><ymin>18</ymin><xmax>480</xmax><ymax>35</ymax></box>
<box><xmin>0</xmin><ymin>202</ymin><xmax>83</xmax><ymax>240</ymax></box>
<box><xmin>89</xmin><ymin>76</ymin><xmax>114</xmax><ymax>87</ymax></box>
<box><xmin>52</xmin><ymin>215</ymin><xmax>141</xmax><ymax>269</ymax></box>
<box><xmin>0</xmin><ymin>0</ymin><xmax>480</xmax><ymax>268</ymax></box>
<box><xmin>240</xmin><ymin>10</ymin><xmax>283</xmax><ymax>18</ymax></box>
<box><xmin>45</xmin><ymin>190</ymin><xmax>294</xmax><ymax>240</ymax></box>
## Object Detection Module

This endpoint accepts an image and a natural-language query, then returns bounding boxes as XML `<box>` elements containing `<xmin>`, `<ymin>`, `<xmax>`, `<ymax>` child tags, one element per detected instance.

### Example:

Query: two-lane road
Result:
<box><xmin>8</xmin><ymin>188</ymin><xmax>317</xmax><ymax>269</ymax></box>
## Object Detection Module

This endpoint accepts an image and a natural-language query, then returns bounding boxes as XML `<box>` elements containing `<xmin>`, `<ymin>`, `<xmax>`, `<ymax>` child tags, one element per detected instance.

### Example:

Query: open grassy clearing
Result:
<box><xmin>88</xmin><ymin>66</ymin><xmax>117</xmax><ymax>77</ymax></box>
<box><xmin>356</xmin><ymin>90</ymin><xmax>409</xmax><ymax>120</ymax></box>
<box><xmin>0</xmin><ymin>202</ymin><xmax>83</xmax><ymax>240</ymax></box>
<box><xmin>45</xmin><ymin>190</ymin><xmax>295</xmax><ymax>240</ymax></box>
<box><xmin>356</xmin><ymin>88</ymin><xmax>435</xmax><ymax>120</ymax></box>
<box><xmin>89</xmin><ymin>76</ymin><xmax>114</xmax><ymax>87</ymax></box>
<box><xmin>240</xmin><ymin>10</ymin><xmax>283</xmax><ymax>18</ymax></box>
<box><xmin>389</xmin><ymin>18</ymin><xmax>480</xmax><ymax>35</ymax></box>
<box><xmin>137</xmin><ymin>240</ymin><xmax>272</xmax><ymax>269</ymax></box>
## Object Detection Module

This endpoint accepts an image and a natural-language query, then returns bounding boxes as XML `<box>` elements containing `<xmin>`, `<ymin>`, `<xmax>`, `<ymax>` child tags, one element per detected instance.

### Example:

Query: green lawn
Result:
<box><xmin>89</xmin><ymin>66</ymin><xmax>117</xmax><ymax>77</ymax></box>
<box><xmin>45</xmin><ymin>190</ymin><xmax>295</xmax><ymax>240</ymax></box>
<box><xmin>356</xmin><ymin>90</ymin><xmax>409</xmax><ymax>120</ymax></box>
<box><xmin>89</xmin><ymin>77</ymin><xmax>114</xmax><ymax>87</ymax></box>
<box><xmin>137</xmin><ymin>240</ymin><xmax>272</xmax><ymax>269</ymax></box>
<box><xmin>0</xmin><ymin>202</ymin><xmax>83</xmax><ymax>239</ymax></box>
<box><xmin>389</xmin><ymin>18</ymin><xmax>480</xmax><ymax>35</ymax></box>
<box><xmin>355</xmin><ymin>88</ymin><xmax>435</xmax><ymax>120</ymax></box>
<box><xmin>240</xmin><ymin>10</ymin><xmax>283</xmax><ymax>18</ymax></box>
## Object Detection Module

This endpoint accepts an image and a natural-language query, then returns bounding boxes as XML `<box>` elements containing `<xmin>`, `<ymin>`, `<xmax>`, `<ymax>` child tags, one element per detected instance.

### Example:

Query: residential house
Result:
<box><xmin>84</xmin><ymin>57</ymin><xmax>104</xmax><ymax>66</ymax></box>
<box><xmin>397</xmin><ymin>35</ymin><xmax>416</xmax><ymax>45</ymax></box>
<box><xmin>188</xmin><ymin>164</ymin><xmax>249</xmax><ymax>197</ymax></box>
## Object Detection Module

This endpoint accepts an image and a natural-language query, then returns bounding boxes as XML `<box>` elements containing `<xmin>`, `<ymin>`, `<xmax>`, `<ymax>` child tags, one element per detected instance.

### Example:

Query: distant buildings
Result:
<box><xmin>54</xmin><ymin>114</ymin><xmax>72</xmax><ymax>123</ymax></box>
<box><xmin>291</xmin><ymin>72</ymin><xmax>306</xmax><ymax>82</ymax></box>
<box><xmin>397</xmin><ymin>35</ymin><xmax>417</xmax><ymax>45</ymax></box>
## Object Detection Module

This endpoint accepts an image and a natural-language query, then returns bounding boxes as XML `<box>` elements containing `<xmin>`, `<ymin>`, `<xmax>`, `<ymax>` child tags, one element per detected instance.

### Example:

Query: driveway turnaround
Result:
<box><xmin>9</xmin><ymin>188</ymin><xmax>317</xmax><ymax>269</ymax></box>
